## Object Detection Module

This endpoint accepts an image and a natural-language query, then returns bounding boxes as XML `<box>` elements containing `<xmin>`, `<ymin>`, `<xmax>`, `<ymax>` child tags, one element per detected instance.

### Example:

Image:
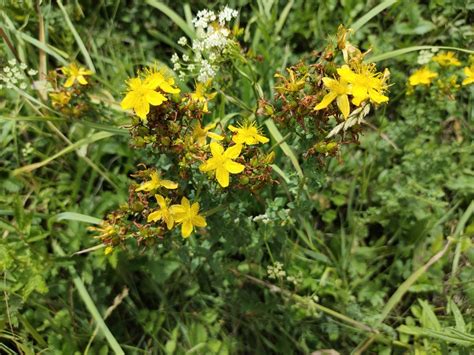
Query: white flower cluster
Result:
<box><xmin>417</xmin><ymin>50</ymin><xmax>434</xmax><ymax>65</ymax></box>
<box><xmin>22</xmin><ymin>142</ymin><xmax>34</xmax><ymax>157</ymax></box>
<box><xmin>286</xmin><ymin>272</ymin><xmax>303</xmax><ymax>286</ymax></box>
<box><xmin>252</xmin><ymin>213</ymin><xmax>271</xmax><ymax>224</ymax></box>
<box><xmin>267</xmin><ymin>262</ymin><xmax>286</xmax><ymax>279</ymax></box>
<box><xmin>0</xmin><ymin>59</ymin><xmax>37</xmax><ymax>90</ymax></box>
<box><xmin>172</xmin><ymin>6</ymin><xmax>238</xmax><ymax>83</ymax></box>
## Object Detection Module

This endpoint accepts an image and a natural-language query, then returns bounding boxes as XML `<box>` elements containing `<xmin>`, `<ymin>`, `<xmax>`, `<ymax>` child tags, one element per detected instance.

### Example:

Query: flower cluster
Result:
<box><xmin>0</xmin><ymin>59</ymin><xmax>37</xmax><ymax>90</ymax></box>
<box><xmin>408</xmin><ymin>51</ymin><xmax>473</xmax><ymax>95</ymax></box>
<box><xmin>267</xmin><ymin>262</ymin><xmax>286</xmax><ymax>279</ymax></box>
<box><xmin>134</xmin><ymin>170</ymin><xmax>207</xmax><ymax>238</ymax></box>
<box><xmin>199</xmin><ymin>121</ymin><xmax>270</xmax><ymax>187</ymax></box>
<box><xmin>92</xmin><ymin>23</ymin><xmax>390</xmax><ymax>252</ymax></box>
<box><xmin>314</xmin><ymin>63</ymin><xmax>389</xmax><ymax>119</ymax></box>
<box><xmin>46</xmin><ymin>62</ymin><xmax>95</xmax><ymax>115</ymax></box>
<box><xmin>171</xmin><ymin>6</ymin><xmax>239</xmax><ymax>82</ymax></box>
<box><xmin>260</xmin><ymin>26</ymin><xmax>390</xmax><ymax>162</ymax></box>
<box><xmin>121</xmin><ymin>66</ymin><xmax>180</xmax><ymax>120</ymax></box>
<box><xmin>61</xmin><ymin>63</ymin><xmax>93</xmax><ymax>87</ymax></box>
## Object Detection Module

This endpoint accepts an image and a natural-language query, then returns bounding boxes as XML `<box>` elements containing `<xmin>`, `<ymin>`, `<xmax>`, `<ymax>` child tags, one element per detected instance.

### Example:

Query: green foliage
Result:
<box><xmin>1</xmin><ymin>0</ymin><xmax>473</xmax><ymax>354</ymax></box>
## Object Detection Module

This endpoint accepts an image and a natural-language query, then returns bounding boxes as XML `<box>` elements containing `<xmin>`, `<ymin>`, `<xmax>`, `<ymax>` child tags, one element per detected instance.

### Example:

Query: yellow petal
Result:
<box><xmin>181</xmin><ymin>220</ymin><xmax>193</xmax><ymax>238</ymax></box>
<box><xmin>134</xmin><ymin>100</ymin><xmax>150</xmax><ymax>120</ymax></box>
<box><xmin>224</xmin><ymin>144</ymin><xmax>242</xmax><ymax>159</ymax></box>
<box><xmin>164</xmin><ymin>214</ymin><xmax>174</xmax><ymax>230</ymax></box>
<box><xmin>207</xmin><ymin>132</ymin><xmax>224</xmax><ymax>141</ymax></box>
<box><xmin>322</xmin><ymin>77</ymin><xmax>338</xmax><ymax>90</ymax></box>
<box><xmin>314</xmin><ymin>92</ymin><xmax>337</xmax><ymax>110</ymax></box>
<box><xmin>170</xmin><ymin>205</ymin><xmax>185</xmax><ymax>219</ymax></box>
<box><xmin>462</xmin><ymin>77</ymin><xmax>474</xmax><ymax>85</ymax></box>
<box><xmin>200</xmin><ymin>157</ymin><xmax>220</xmax><ymax>172</ymax></box>
<box><xmin>352</xmin><ymin>85</ymin><xmax>368</xmax><ymax>99</ymax></box>
<box><xmin>121</xmin><ymin>92</ymin><xmax>137</xmax><ymax>110</ymax></box>
<box><xmin>191</xmin><ymin>202</ymin><xmax>200</xmax><ymax>214</ymax></box>
<box><xmin>181</xmin><ymin>197</ymin><xmax>190</xmax><ymax>209</ymax></box>
<box><xmin>159</xmin><ymin>81</ymin><xmax>180</xmax><ymax>94</ymax></box>
<box><xmin>147</xmin><ymin>210</ymin><xmax>163</xmax><ymax>222</ymax></box>
<box><xmin>146</xmin><ymin>91</ymin><xmax>167</xmax><ymax>106</ymax></box>
<box><xmin>224</xmin><ymin>160</ymin><xmax>245</xmax><ymax>174</ymax></box>
<box><xmin>64</xmin><ymin>76</ymin><xmax>75</xmax><ymax>88</ymax></box>
<box><xmin>368</xmin><ymin>89</ymin><xmax>389</xmax><ymax>104</ymax></box>
<box><xmin>336</xmin><ymin>94</ymin><xmax>350</xmax><ymax>119</ymax></box>
<box><xmin>160</xmin><ymin>179</ymin><xmax>178</xmax><ymax>189</ymax></box>
<box><xmin>256</xmin><ymin>134</ymin><xmax>269</xmax><ymax>143</ymax></box>
<box><xmin>155</xmin><ymin>194</ymin><xmax>167</xmax><ymax>207</ymax></box>
<box><xmin>192</xmin><ymin>215</ymin><xmax>207</xmax><ymax>227</ymax></box>
<box><xmin>210</xmin><ymin>141</ymin><xmax>224</xmax><ymax>156</ymax></box>
<box><xmin>216</xmin><ymin>166</ymin><xmax>230</xmax><ymax>187</ymax></box>
<box><xmin>79</xmin><ymin>68</ymin><xmax>93</xmax><ymax>76</ymax></box>
<box><xmin>231</xmin><ymin>134</ymin><xmax>247</xmax><ymax>145</ymax></box>
<box><xmin>77</xmin><ymin>75</ymin><xmax>88</xmax><ymax>85</ymax></box>
<box><xmin>337</xmin><ymin>65</ymin><xmax>357</xmax><ymax>82</ymax></box>
<box><xmin>228</xmin><ymin>125</ymin><xmax>238</xmax><ymax>132</ymax></box>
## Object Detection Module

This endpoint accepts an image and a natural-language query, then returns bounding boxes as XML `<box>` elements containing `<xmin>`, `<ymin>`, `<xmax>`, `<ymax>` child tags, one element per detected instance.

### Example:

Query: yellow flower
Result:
<box><xmin>190</xmin><ymin>82</ymin><xmax>217</xmax><ymax>113</ymax></box>
<box><xmin>337</xmin><ymin>64</ymin><xmax>389</xmax><ymax>106</ymax></box>
<box><xmin>274</xmin><ymin>68</ymin><xmax>306</xmax><ymax>93</ymax></box>
<box><xmin>147</xmin><ymin>194</ymin><xmax>175</xmax><ymax>230</ymax></box>
<box><xmin>170</xmin><ymin>197</ymin><xmax>207</xmax><ymax>238</ymax></box>
<box><xmin>228</xmin><ymin>121</ymin><xmax>269</xmax><ymax>145</ymax></box>
<box><xmin>49</xmin><ymin>91</ymin><xmax>71</xmax><ymax>107</ymax></box>
<box><xmin>462</xmin><ymin>66</ymin><xmax>474</xmax><ymax>85</ymax></box>
<box><xmin>192</xmin><ymin>122</ymin><xmax>224</xmax><ymax>146</ymax></box>
<box><xmin>408</xmin><ymin>67</ymin><xmax>438</xmax><ymax>86</ymax></box>
<box><xmin>314</xmin><ymin>76</ymin><xmax>352</xmax><ymax>119</ymax></box>
<box><xmin>199</xmin><ymin>142</ymin><xmax>245</xmax><ymax>188</ymax></box>
<box><xmin>88</xmin><ymin>222</ymin><xmax>116</xmax><ymax>240</ymax></box>
<box><xmin>135</xmin><ymin>171</ymin><xmax>178</xmax><ymax>192</ymax></box>
<box><xmin>121</xmin><ymin>77</ymin><xmax>167</xmax><ymax>120</ymax></box>
<box><xmin>61</xmin><ymin>63</ymin><xmax>93</xmax><ymax>88</ymax></box>
<box><xmin>432</xmin><ymin>51</ymin><xmax>461</xmax><ymax>66</ymax></box>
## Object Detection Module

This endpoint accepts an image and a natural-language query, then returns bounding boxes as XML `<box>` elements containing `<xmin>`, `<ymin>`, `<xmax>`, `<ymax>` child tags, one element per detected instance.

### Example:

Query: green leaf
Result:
<box><xmin>418</xmin><ymin>299</ymin><xmax>441</xmax><ymax>331</ymax></box>
<box><xmin>448</xmin><ymin>298</ymin><xmax>466</xmax><ymax>333</ymax></box>
<box><xmin>54</xmin><ymin>212</ymin><xmax>102</xmax><ymax>225</ymax></box>
<box><xmin>397</xmin><ymin>325</ymin><xmax>474</xmax><ymax>347</ymax></box>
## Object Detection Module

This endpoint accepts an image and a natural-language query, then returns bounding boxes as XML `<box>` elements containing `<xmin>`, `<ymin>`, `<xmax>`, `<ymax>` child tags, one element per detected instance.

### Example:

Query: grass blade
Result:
<box><xmin>1</xmin><ymin>12</ymin><xmax>69</xmax><ymax>65</ymax></box>
<box><xmin>52</xmin><ymin>241</ymin><xmax>124</xmax><ymax>354</ymax></box>
<box><xmin>353</xmin><ymin>238</ymin><xmax>454</xmax><ymax>353</ymax></box>
<box><xmin>13</xmin><ymin>131</ymin><xmax>114</xmax><ymax>175</ymax></box>
<box><xmin>57</xmin><ymin>0</ymin><xmax>96</xmax><ymax>72</ymax></box>
<box><xmin>54</xmin><ymin>212</ymin><xmax>102</xmax><ymax>225</ymax></box>
<box><xmin>264</xmin><ymin>118</ymin><xmax>304</xmax><ymax>179</ymax></box>
<box><xmin>351</xmin><ymin>0</ymin><xmax>398</xmax><ymax>32</ymax></box>
<box><xmin>146</xmin><ymin>0</ymin><xmax>195</xmax><ymax>39</ymax></box>
<box><xmin>369</xmin><ymin>45</ymin><xmax>474</xmax><ymax>62</ymax></box>
<box><xmin>275</xmin><ymin>0</ymin><xmax>294</xmax><ymax>35</ymax></box>
<box><xmin>451</xmin><ymin>200</ymin><xmax>474</xmax><ymax>278</ymax></box>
